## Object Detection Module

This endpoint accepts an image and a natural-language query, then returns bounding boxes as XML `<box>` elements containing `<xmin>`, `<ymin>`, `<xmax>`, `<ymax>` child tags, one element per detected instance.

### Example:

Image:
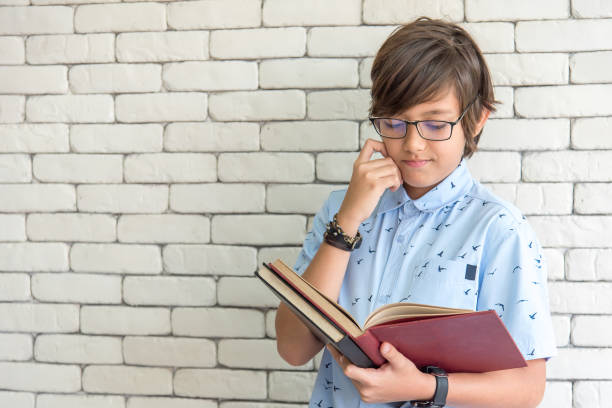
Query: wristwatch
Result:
<box><xmin>410</xmin><ymin>366</ymin><xmax>448</xmax><ymax>407</ymax></box>
<box><xmin>323</xmin><ymin>212</ymin><xmax>362</xmax><ymax>251</ymax></box>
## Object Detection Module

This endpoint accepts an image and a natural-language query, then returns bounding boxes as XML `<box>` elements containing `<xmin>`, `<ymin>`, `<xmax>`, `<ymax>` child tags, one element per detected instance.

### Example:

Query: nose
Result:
<box><xmin>402</xmin><ymin>123</ymin><xmax>427</xmax><ymax>152</ymax></box>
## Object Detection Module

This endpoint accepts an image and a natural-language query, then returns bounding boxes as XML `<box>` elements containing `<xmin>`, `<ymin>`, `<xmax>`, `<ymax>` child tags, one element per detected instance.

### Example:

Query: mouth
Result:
<box><xmin>402</xmin><ymin>159</ymin><xmax>431</xmax><ymax>168</ymax></box>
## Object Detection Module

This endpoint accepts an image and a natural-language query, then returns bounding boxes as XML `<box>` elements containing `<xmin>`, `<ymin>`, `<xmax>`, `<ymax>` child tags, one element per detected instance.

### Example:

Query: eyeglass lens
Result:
<box><xmin>372</xmin><ymin>118</ymin><xmax>452</xmax><ymax>140</ymax></box>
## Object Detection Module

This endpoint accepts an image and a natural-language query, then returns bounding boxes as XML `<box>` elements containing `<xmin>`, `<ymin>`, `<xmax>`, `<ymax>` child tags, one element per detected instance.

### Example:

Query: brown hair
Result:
<box><xmin>370</xmin><ymin>17</ymin><xmax>497</xmax><ymax>158</ymax></box>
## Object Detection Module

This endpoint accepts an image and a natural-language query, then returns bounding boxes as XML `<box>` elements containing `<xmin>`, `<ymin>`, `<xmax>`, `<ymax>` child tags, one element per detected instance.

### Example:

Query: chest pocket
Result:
<box><xmin>408</xmin><ymin>257</ymin><xmax>479</xmax><ymax>311</ymax></box>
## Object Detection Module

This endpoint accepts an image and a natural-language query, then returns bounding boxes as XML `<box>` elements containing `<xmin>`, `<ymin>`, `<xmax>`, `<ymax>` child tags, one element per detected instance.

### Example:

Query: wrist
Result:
<box><xmin>416</xmin><ymin>372</ymin><xmax>437</xmax><ymax>401</ymax></box>
<box><xmin>335</xmin><ymin>211</ymin><xmax>361</xmax><ymax>237</ymax></box>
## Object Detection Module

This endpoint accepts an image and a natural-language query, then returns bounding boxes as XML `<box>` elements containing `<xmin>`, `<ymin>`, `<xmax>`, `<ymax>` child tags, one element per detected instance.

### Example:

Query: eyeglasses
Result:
<box><xmin>369</xmin><ymin>97</ymin><xmax>477</xmax><ymax>141</ymax></box>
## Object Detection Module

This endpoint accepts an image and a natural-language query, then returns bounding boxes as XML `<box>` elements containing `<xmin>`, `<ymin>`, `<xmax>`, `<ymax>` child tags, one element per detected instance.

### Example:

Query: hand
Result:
<box><xmin>337</xmin><ymin>139</ymin><xmax>404</xmax><ymax>229</ymax></box>
<box><xmin>326</xmin><ymin>342</ymin><xmax>435</xmax><ymax>404</ymax></box>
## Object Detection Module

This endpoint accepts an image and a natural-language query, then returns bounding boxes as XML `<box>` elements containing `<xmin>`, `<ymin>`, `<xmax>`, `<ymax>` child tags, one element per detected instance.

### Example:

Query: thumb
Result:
<box><xmin>380</xmin><ymin>342</ymin><xmax>405</xmax><ymax>367</ymax></box>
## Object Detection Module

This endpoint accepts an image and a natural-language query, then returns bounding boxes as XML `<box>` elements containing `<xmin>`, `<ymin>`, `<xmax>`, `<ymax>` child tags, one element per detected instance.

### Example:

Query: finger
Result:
<box><xmin>380</xmin><ymin>342</ymin><xmax>406</xmax><ymax>368</ymax></box>
<box><xmin>355</xmin><ymin>138</ymin><xmax>389</xmax><ymax>166</ymax></box>
<box><xmin>378</xmin><ymin>173</ymin><xmax>403</xmax><ymax>192</ymax></box>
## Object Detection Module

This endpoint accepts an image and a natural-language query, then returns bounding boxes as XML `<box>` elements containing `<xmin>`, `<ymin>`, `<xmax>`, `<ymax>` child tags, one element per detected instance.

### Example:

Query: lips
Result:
<box><xmin>403</xmin><ymin>159</ymin><xmax>430</xmax><ymax>168</ymax></box>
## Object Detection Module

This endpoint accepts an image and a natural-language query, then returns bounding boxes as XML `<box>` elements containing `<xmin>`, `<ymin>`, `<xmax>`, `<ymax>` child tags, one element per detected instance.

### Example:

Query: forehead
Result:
<box><xmin>397</xmin><ymin>86</ymin><xmax>461</xmax><ymax>118</ymax></box>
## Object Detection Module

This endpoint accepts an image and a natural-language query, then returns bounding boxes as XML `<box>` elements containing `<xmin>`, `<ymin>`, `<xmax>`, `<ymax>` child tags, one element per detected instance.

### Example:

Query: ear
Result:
<box><xmin>473</xmin><ymin>107</ymin><xmax>491</xmax><ymax>138</ymax></box>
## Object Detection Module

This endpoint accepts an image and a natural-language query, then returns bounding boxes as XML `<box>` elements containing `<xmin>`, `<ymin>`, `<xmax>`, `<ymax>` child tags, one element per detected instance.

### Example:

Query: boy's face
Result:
<box><xmin>382</xmin><ymin>87</ymin><xmax>478</xmax><ymax>200</ymax></box>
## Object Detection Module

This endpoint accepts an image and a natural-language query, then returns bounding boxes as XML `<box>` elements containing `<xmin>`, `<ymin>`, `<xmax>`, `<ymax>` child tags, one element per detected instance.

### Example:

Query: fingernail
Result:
<box><xmin>382</xmin><ymin>343</ymin><xmax>390</xmax><ymax>354</ymax></box>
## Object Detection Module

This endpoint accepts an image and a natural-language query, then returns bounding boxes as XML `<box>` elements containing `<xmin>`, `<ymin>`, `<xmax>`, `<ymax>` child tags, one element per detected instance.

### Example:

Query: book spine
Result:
<box><xmin>354</xmin><ymin>330</ymin><xmax>386</xmax><ymax>367</ymax></box>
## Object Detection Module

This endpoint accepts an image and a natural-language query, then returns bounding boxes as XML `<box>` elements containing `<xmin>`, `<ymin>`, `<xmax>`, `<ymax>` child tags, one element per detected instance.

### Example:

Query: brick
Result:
<box><xmin>573</xmin><ymin>0</ymin><xmax>612</xmax><ymax>17</ymax></box>
<box><xmin>210</xmin><ymin>90</ymin><xmax>305</xmax><ymax>121</ymax></box>
<box><xmin>486</xmin><ymin>53</ymin><xmax>568</xmax><ymax>86</ymax></box>
<box><xmin>539</xmin><ymin>382</ymin><xmax>572</xmax><ymax>408</ymax></box>
<box><xmin>0</xmin><ymin>304</ymin><xmax>78</xmax><ymax>332</ymax></box>
<box><xmin>0</xmin><ymin>66</ymin><xmax>67</xmax><ymax>94</ymax></box>
<box><xmin>364</xmin><ymin>0</ymin><xmax>462</xmax><ymax>23</ymax></box>
<box><xmin>220</xmin><ymin>403</ymin><xmax>305</xmax><ymax>408</ymax></box>
<box><xmin>549</xmin><ymin>281</ymin><xmax>612</xmax><ymax>313</ymax></box>
<box><xmin>316</xmin><ymin>152</ymin><xmax>356</xmax><ymax>182</ymax></box>
<box><xmin>262</xmin><ymin>121</ymin><xmax>358</xmax><ymax>152</ymax></box>
<box><xmin>260</xmin><ymin>58</ymin><xmax>358</xmax><ymax>89</ymax></box>
<box><xmin>219</xmin><ymin>152</ymin><xmax>313</xmax><ymax>182</ymax></box>
<box><xmin>71</xmin><ymin>243</ymin><xmax>162</xmax><ymax>274</ymax></box>
<box><xmin>467</xmin><ymin>152</ymin><xmax>518</xmax><ymax>182</ymax></box>
<box><xmin>0</xmin><ymin>273</ymin><xmax>29</xmax><ymax>301</ymax></box>
<box><xmin>117</xmin><ymin>31</ymin><xmax>209</xmax><ymax>62</ymax></box>
<box><xmin>32</xmin><ymin>273</ymin><xmax>121</xmax><ymax>303</ymax></box>
<box><xmin>124</xmin><ymin>276</ymin><xmax>215</xmax><ymax>306</ymax></box>
<box><xmin>77</xmin><ymin>184</ymin><xmax>168</xmax><ymax>213</ymax></box>
<box><xmin>267</xmin><ymin>184</ymin><xmax>344</xmax><ymax>213</ymax></box>
<box><xmin>118</xmin><ymin>215</ymin><xmax>210</xmax><ymax>243</ymax></box>
<box><xmin>165</xmin><ymin>122</ymin><xmax>259</xmax><ymax>152</ymax></box>
<box><xmin>490</xmin><ymin>87</ymin><xmax>513</xmax><ymax>119</ymax></box>
<box><xmin>466</xmin><ymin>0</ymin><xmax>568</xmax><ymax>21</ymax></box>
<box><xmin>35</xmin><ymin>334</ymin><xmax>122</xmax><ymax>364</ymax></box>
<box><xmin>34</xmin><ymin>154</ymin><xmax>122</xmax><ymax>183</ymax></box>
<box><xmin>26</xmin><ymin>34</ymin><xmax>114</xmax><ymax>64</ymax></box>
<box><xmin>71</xmin><ymin>124</ymin><xmax>163</xmax><ymax>153</ymax></box>
<box><xmin>530</xmin><ymin>216</ymin><xmax>612</xmax><ymax>247</ymax></box>
<box><xmin>269</xmin><ymin>371</ymin><xmax>317</xmax><ymax>401</ymax></box>
<box><xmin>266</xmin><ymin>310</ymin><xmax>276</xmax><ymax>338</ymax></box>
<box><xmin>170</xmin><ymin>183</ymin><xmax>265</xmax><ymax>213</ymax></box>
<box><xmin>572</xmin><ymin>316</ymin><xmax>612</xmax><ymax>346</ymax></box>
<box><xmin>359</xmin><ymin>57</ymin><xmax>374</xmax><ymax>88</ymax></box>
<box><xmin>172</xmin><ymin>307</ymin><xmax>265</xmax><ymax>338</ymax></box>
<box><xmin>552</xmin><ymin>315</ymin><xmax>570</xmax><ymax>348</ymax></box>
<box><xmin>548</xmin><ymin>348</ymin><xmax>612</xmax><ymax>379</ymax></box>
<box><xmin>70</xmin><ymin>64</ymin><xmax>161</xmax><ymax>93</ymax></box>
<box><xmin>218</xmin><ymin>339</ymin><xmax>312</xmax><ymax>370</ymax></box>
<box><xmin>174</xmin><ymin>369</ymin><xmax>266</xmax><ymax>399</ymax></box>
<box><xmin>168</xmin><ymin>0</ymin><xmax>261</xmax><ymax>30</ymax></box>
<box><xmin>264</xmin><ymin>0</ymin><xmax>360</xmax><ymax>26</ymax></box>
<box><xmin>460</xmin><ymin>22</ymin><xmax>514</xmax><ymax>53</ymax></box>
<box><xmin>0</xmin><ymin>154</ymin><xmax>30</xmax><ymax>182</ymax></box>
<box><xmin>523</xmin><ymin>151</ymin><xmax>612</xmax><ymax>182</ymax></box>
<box><xmin>517</xmin><ymin>20</ymin><xmax>612</xmax><ymax>52</ymax></box>
<box><xmin>163</xmin><ymin>245</ymin><xmax>257</xmax><ymax>276</ymax></box>
<box><xmin>27</xmin><ymin>95</ymin><xmax>114</xmax><ymax>123</ymax></box>
<box><xmin>27</xmin><ymin>213</ymin><xmax>116</xmax><ymax>242</ymax></box>
<box><xmin>125</xmin><ymin>153</ymin><xmax>216</xmax><ymax>183</ymax></box>
<box><xmin>124</xmin><ymin>336</ymin><xmax>215</xmax><ymax>367</ymax></box>
<box><xmin>116</xmin><ymin>93</ymin><xmax>207</xmax><ymax>123</ymax></box>
<box><xmin>0</xmin><ymin>391</ymin><xmax>34</xmax><ymax>408</ymax></box>
<box><xmin>0</xmin><ymin>362</ymin><xmax>80</xmax><ymax>392</ymax></box>
<box><xmin>308</xmin><ymin>26</ymin><xmax>396</xmax><ymax>57</ymax></box>
<box><xmin>210</xmin><ymin>28</ymin><xmax>305</xmax><ymax>59</ymax></box>
<box><xmin>217</xmin><ymin>277</ymin><xmax>280</xmax><ymax>307</ymax></box>
<box><xmin>566</xmin><ymin>249</ymin><xmax>612</xmax><ymax>281</ymax></box>
<box><xmin>308</xmin><ymin>89</ymin><xmax>370</xmax><ymax>120</ymax></box>
<box><xmin>572</xmin><ymin>118</ymin><xmax>612</xmax><ymax>149</ymax></box>
<box><xmin>37</xmin><ymin>395</ymin><xmax>124</xmax><ymax>408</ymax></box>
<box><xmin>574</xmin><ymin>381</ymin><xmax>612</xmax><ymax>407</ymax></box>
<box><xmin>128</xmin><ymin>397</ymin><xmax>216</xmax><ymax>408</ymax></box>
<box><xmin>81</xmin><ymin>306</ymin><xmax>170</xmax><ymax>335</ymax></box>
<box><xmin>0</xmin><ymin>95</ymin><xmax>24</xmax><ymax>122</ymax></box>
<box><xmin>0</xmin><ymin>36</ymin><xmax>24</xmax><ymax>64</ymax></box>
<box><xmin>0</xmin><ymin>6</ymin><xmax>73</xmax><ymax>35</ymax></box>
<box><xmin>0</xmin><ymin>333</ymin><xmax>32</xmax><ymax>360</ymax></box>
<box><xmin>164</xmin><ymin>61</ymin><xmax>257</xmax><ymax>91</ymax></box>
<box><xmin>75</xmin><ymin>3</ymin><xmax>166</xmax><ymax>33</ymax></box>
<box><xmin>0</xmin><ymin>243</ymin><xmax>68</xmax><ymax>272</ymax></box>
<box><xmin>487</xmin><ymin>183</ymin><xmax>573</xmax><ymax>216</ymax></box>
<box><xmin>83</xmin><ymin>365</ymin><xmax>172</xmax><ymax>395</ymax></box>
<box><xmin>518</xmin><ymin>85</ymin><xmax>612</xmax><ymax>117</ymax></box>
<box><xmin>479</xmin><ymin>119</ymin><xmax>569</xmax><ymax>151</ymax></box>
<box><xmin>258</xmin><ymin>248</ymin><xmax>302</xmax><ymax>272</ymax></box>
<box><xmin>0</xmin><ymin>124</ymin><xmax>68</xmax><ymax>152</ymax></box>
<box><xmin>571</xmin><ymin>51</ymin><xmax>612</xmax><ymax>83</ymax></box>
<box><xmin>575</xmin><ymin>183</ymin><xmax>612</xmax><ymax>214</ymax></box>
<box><xmin>212</xmin><ymin>215</ymin><xmax>305</xmax><ymax>245</ymax></box>
<box><xmin>543</xmin><ymin>248</ymin><xmax>565</xmax><ymax>281</ymax></box>
<box><xmin>0</xmin><ymin>214</ymin><xmax>25</xmax><ymax>241</ymax></box>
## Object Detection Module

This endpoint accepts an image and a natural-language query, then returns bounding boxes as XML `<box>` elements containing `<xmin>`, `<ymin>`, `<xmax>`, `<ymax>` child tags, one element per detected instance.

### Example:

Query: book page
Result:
<box><xmin>363</xmin><ymin>302</ymin><xmax>472</xmax><ymax>330</ymax></box>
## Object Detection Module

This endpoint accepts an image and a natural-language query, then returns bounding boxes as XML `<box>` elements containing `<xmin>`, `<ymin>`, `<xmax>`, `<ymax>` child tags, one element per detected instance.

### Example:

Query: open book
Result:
<box><xmin>256</xmin><ymin>259</ymin><xmax>527</xmax><ymax>372</ymax></box>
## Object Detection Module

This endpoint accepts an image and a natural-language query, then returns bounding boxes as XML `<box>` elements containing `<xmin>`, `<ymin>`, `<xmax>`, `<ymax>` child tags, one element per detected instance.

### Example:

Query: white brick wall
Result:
<box><xmin>0</xmin><ymin>1</ymin><xmax>609</xmax><ymax>407</ymax></box>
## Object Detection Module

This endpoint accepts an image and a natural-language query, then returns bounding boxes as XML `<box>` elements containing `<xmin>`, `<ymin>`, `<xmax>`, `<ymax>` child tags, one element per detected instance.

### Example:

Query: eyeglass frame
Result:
<box><xmin>369</xmin><ymin>96</ymin><xmax>478</xmax><ymax>141</ymax></box>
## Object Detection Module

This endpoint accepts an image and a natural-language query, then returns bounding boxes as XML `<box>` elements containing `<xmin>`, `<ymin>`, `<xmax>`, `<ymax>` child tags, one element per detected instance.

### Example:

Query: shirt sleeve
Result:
<box><xmin>292</xmin><ymin>191</ymin><xmax>334</xmax><ymax>277</ymax></box>
<box><xmin>476</xmin><ymin>216</ymin><xmax>557</xmax><ymax>362</ymax></box>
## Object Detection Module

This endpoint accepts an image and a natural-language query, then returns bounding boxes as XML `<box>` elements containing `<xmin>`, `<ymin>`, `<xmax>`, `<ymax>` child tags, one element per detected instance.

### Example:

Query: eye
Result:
<box><xmin>422</xmin><ymin>121</ymin><xmax>447</xmax><ymax>131</ymax></box>
<box><xmin>382</xmin><ymin>119</ymin><xmax>404</xmax><ymax>129</ymax></box>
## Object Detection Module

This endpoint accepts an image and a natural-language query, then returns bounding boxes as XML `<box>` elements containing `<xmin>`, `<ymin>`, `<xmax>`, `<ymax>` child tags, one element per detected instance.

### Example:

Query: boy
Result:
<box><xmin>275</xmin><ymin>17</ymin><xmax>556</xmax><ymax>408</ymax></box>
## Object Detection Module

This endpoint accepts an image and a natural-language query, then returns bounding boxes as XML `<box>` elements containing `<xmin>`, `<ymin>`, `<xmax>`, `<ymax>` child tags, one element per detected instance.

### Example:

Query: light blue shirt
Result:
<box><xmin>293</xmin><ymin>158</ymin><xmax>557</xmax><ymax>408</ymax></box>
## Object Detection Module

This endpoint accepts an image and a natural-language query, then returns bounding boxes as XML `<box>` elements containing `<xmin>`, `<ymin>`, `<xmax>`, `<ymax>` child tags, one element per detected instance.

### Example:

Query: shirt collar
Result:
<box><xmin>374</xmin><ymin>158</ymin><xmax>473</xmax><ymax>216</ymax></box>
